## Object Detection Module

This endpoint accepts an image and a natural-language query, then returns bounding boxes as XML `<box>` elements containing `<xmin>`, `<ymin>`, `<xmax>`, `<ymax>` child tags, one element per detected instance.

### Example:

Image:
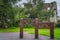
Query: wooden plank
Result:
<box><xmin>34</xmin><ymin>18</ymin><xmax>39</xmax><ymax>39</ymax></box>
<box><xmin>50</xmin><ymin>22</ymin><xmax>54</xmax><ymax>39</ymax></box>
<box><xmin>20</xmin><ymin>18</ymin><xmax>24</xmax><ymax>38</ymax></box>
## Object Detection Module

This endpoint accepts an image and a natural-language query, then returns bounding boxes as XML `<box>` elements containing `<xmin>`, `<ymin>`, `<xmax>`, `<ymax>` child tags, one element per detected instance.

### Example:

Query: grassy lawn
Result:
<box><xmin>0</xmin><ymin>27</ymin><xmax>60</xmax><ymax>40</ymax></box>
<box><xmin>0</xmin><ymin>27</ymin><xmax>20</xmax><ymax>32</ymax></box>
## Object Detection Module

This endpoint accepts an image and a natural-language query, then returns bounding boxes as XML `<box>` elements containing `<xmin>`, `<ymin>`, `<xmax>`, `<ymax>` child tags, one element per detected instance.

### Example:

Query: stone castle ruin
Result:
<box><xmin>45</xmin><ymin>1</ymin><xmax>57</xmax><ymax>23</ymax></box>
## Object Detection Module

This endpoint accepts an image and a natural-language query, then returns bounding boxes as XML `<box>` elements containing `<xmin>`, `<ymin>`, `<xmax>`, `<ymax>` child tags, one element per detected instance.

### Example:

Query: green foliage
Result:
<box><xmin>24</xmin><ymin>25</ymin><xmax>35</xmax><ymax>28</ymax></box>
<box><xmin>0</xmin><ymin>0</ymin><xmax>53</xmax><ymax>28</ymax></box>
<box><xmin>24</xmin><ymin>0</ymin><xmax>52</xmax><ymax>21</ymax></box>
<box><xmin>24</xmin><ymin>0</ymin><xmax>44</xmax><ymax>18</ymax></box>
<box><xmin>56</xmin><ymin>20</ymin><xmax>60</xmax><ymax>28</ymax></box>
<box><xmin>0</xmin><ymin>0</ymin><xmax>21</xmax><ymax>28</ymax></box>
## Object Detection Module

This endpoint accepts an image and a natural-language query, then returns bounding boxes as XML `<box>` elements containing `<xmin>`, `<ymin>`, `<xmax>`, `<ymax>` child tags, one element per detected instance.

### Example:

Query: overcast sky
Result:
<box><xmin>17</xmin><ymin>0</ymin><xmax>60</xmax><ymax>16</ymax></box>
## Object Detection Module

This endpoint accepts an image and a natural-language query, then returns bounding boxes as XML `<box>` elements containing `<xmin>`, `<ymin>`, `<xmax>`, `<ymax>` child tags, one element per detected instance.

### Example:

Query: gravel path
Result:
<box><xmin>0</xmin><ymin>32</ymin><xmax>56</xmax><ymax>40</ymax></box>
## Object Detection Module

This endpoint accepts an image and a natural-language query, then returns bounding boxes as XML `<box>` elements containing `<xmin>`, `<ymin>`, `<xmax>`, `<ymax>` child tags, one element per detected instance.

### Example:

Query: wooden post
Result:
<box><xmin>50</xmin><ymin>22</ymin><xmax>54</xmax><ymax>39</ymax></box>
<box><xmin>34</xmin><ymin>18</ymin><xmax>39</xmax><ymax>39</ymax></box>
<box><xmin>20</xmin><ymin>18</ymin><xmax>24</xmax><ymax>38</ymax></box>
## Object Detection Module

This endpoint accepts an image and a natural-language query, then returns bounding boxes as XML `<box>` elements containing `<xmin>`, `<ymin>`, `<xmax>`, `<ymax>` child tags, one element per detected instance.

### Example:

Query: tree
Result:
<box><xmin>24</xmin><ymin>0</ymin><xmax>44</xmax><ymax>18</ymax></box>
<box><xmin>0</xmin><ymin>0</ymin><xmax>21</xmax><ymax>28</ymax></box>
<box><xmin>12</xmin><ymin>6</ymin><xmax>26</xmax><ymax>27</ymax></box>
<box><xmin>24</xmin><ymin>0</ymin><xmax>52</xmax><ymax>21</ymax></box>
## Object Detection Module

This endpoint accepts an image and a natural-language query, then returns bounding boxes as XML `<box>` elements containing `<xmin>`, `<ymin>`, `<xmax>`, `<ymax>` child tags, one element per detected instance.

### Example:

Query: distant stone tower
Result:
<box><xmin>50</xmin><ymin>1</ymin><xmax>57</xmax><ymax>23</ymax></box>
<box><xmin>45</xmin><ymin>1</ymin><xmax>57</xmax><ymax>23</ymax></box>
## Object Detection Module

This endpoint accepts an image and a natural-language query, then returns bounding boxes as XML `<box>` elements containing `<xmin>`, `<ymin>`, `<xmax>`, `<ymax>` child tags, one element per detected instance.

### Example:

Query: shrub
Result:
<box><xmin>56</xmin><ymin>20</ymin><xmax>60</xmax><ymax>28</ymax></box>
<box><xmin>24</xmin><ymin>24</ymin><xmax>35</xmax><ymax>28</ymax></box>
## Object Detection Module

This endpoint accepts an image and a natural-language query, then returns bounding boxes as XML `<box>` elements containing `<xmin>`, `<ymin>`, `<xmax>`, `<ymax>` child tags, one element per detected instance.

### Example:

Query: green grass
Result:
<box><xmin>0</xmin><ymin>27</ymin><xmax>20</xmax><ymax>32</ymax></box>
<box><xmin>0</xmin><ymin>27</ymin><xmax>60</xmax><ymax>40</ymax></box>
